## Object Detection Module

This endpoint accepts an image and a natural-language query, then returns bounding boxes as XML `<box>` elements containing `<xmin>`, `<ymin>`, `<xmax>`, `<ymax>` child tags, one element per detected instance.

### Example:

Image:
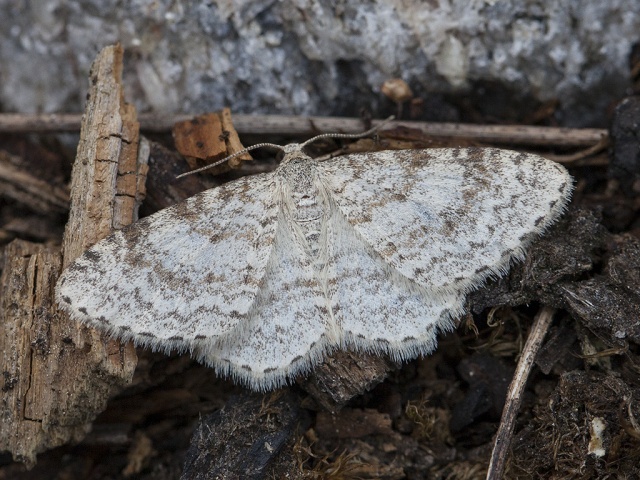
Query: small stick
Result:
<box><xmin>0</xmin><ymin>113</ymin><xmax>606</xmax><ymax>148</ymax></box>
<box><xmin>486</xmin><ymin>306</ymin><xmax>556</xmax><ymax>480</ymax></box>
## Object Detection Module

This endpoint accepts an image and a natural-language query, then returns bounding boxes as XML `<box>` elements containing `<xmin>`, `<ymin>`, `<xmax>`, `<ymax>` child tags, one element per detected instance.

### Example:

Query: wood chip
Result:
<box><xmin>172</xmin><ymin>108</ymin><xmax>251</xmax><ymax>174</ymax></box>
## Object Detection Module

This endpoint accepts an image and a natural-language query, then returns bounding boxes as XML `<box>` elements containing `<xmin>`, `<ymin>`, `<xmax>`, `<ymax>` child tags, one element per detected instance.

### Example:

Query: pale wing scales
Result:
<box><xmin>325</xmin><ymin>204</ymin><xmax>464</xmax><ymax>360</ymax></box>
<box><xmin>317</xmin><ymin>148</ymin><xmax>573</xmax><ymax>295</ymax></box>
<box><xmin>56</xmin><ymin>142</ymin><xmax>573</xmax><ymax>391</ymax></box>
<box><xmin>198</xmin><ymin>211</ymin><xmax>331</xmax><ymax>390</ymax></box>
<box><xmin>56</xmin><ymin>173</ymin><xmax>279</xmax><ymax>351</ymax></box>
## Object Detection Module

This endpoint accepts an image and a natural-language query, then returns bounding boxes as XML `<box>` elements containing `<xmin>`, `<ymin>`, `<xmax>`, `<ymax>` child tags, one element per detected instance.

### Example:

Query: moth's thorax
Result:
<box><xmin>276</xmin><ymin>146</ymin><xmax>324</xmax><ymax>220</ymax></box>
<box><xmin>276</xmin><ymin>145</ymin><xmax>327</xmax><ymax>261</ymax></box>
<box><xmin>278</xmin><ymin>144</ymin><xmax>315</xmax><ymax>169</ymax></box>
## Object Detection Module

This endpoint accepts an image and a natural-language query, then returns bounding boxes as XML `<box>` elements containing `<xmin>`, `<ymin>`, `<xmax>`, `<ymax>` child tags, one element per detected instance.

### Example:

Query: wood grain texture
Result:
<box><xmin>0</xmin><ymin>44</ymin><xmax>146</xmax><ymax>466</ymax></box>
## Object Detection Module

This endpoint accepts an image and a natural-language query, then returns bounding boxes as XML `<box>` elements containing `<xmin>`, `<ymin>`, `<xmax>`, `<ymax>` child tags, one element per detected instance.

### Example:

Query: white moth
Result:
<box><xmin>56</xmin><ymin>129</ymin><xmax>572</xmax><ymax>391</ymax></box>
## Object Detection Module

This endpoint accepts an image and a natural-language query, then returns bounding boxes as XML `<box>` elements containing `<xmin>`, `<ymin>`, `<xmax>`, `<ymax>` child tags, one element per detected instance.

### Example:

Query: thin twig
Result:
<box><xmin>0</xmin><ymin>113</ymin><xmax>606</xmax><ymax>148</ymax></box>
<box><xmin>486</xmin><ymin>306</ymin><xmax>556</xmax><ymax>480</ymax></box>
<box><xmin>544</xmin><ymin>135</ymin><xmax>609</xmax><ymax>163</ymax></box>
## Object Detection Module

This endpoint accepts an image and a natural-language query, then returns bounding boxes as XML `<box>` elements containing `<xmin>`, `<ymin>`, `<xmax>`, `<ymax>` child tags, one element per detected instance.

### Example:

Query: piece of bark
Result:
<box><xmin>549</xmin><ymin>233</ymin><xmax>640</xmax><ymax>345</ymax></box>
<box><xmin>59</xmin><ymin>41</ymin><xmax>143</xmax><ymax>378</ymax></box>
<box><xmin>560</xmin><ymin>278</ymin><xmax>640</xmax><ymax>344</ymax></box>
<box><xmin>0</xmin><ymin>241</ymin><xmax>65</xmax><ymax>465</ymax></box>
<box><xmin>172</xmin><ymin>109</ymin><xmax>251</xmax><ymax>175</ymax></box>
<box><xmin>219</xmin><ymin>107</ymin><xmax>253</xmax><ymax>166</ymax></box>
<box><xmin>299</xmin><ymin>350</ymin><xmax>400</xmax><ymax>412</ymax></box>
<box><xmin>58</xmin><ymin>41</ymin><xmax>145</xmax><ymax>419</ymax></box>
<box><xmin>61</xmin><ymin>45</ymin><xmax>145</xmax><ymax>260</ymax></box>
<box><xmin>172</xmin><ymin>113</ymin><xmax>226</xmax><ymax>172</ymax></box>
<box><xmin>0</xmin><ymin>44</ymin><xmax>145</xmax><ymax>467</ymax></box>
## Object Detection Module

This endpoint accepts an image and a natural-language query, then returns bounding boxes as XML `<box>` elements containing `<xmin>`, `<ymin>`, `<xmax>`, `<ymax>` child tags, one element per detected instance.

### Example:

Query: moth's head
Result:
<box><xmin>282</xmin><ymin>143</ymin><xmax>302</xmax><ymax>155</ymax></box>
<box><xmin>279</xmin><ymin>143</ymin><xmax>312</xmax><ymax>167</ymax></box>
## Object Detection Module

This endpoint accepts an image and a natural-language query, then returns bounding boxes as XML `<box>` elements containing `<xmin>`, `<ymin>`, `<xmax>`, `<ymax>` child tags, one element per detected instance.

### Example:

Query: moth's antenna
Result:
<box><xmin>300</xmin><ymin>115</ymin><xmax>395</xmax><ymax>149</ymax></box>
<box><xmin>176</xmin><ymin>116</ymin><xmax>395</xmax><ymax>179</ymax></box>
<box><xmin>176</xmin><ymin>143</ymin><xmax>285</xmax><ymax>179</ymax></box>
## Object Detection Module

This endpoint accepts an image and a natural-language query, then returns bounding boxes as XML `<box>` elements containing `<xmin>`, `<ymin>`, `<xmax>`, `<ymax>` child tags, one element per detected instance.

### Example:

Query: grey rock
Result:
<box><xmin>0</xmin><ymin>0</ymin><xmax>636</xmax><ymax>126</ymax></box>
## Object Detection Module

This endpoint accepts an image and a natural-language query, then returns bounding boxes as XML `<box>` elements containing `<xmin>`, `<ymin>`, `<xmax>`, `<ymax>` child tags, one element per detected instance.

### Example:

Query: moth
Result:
<box><xmin>56</xmin><ymin>125</ymin><xmax>573</xmax><ymax>390</ymax></box>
